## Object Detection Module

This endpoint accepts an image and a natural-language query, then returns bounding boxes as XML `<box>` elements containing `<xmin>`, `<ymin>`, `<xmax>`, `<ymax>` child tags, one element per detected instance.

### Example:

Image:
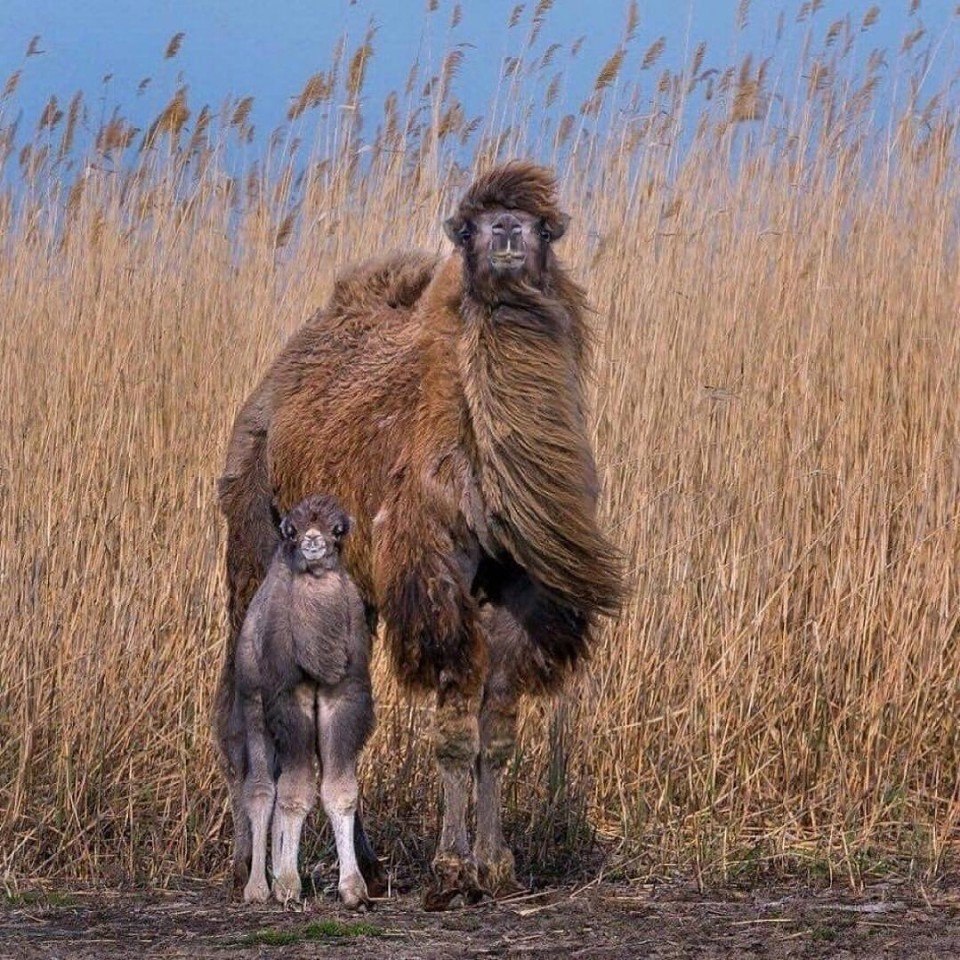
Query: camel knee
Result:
<box><xmin>276</xmin><ymin>769</ymin><xmax>316</xmax><ymax>818</ymax></box>
<box><xmin>431</xmin><ymin>694</ymin><xmax>480</xmax><ymax>768</ymax></box>
<box><xmin>321</xmin><ymin>774</ymin><xmax>358</xmax><ymax>817</ymax></box>
<box><xmin>242</xmin><ymin>778</ymin><xmax>276</xmax><ymax>810</ymax></box>
<box><xmin>480</xmin><ymin>732</ymin><xmax>515</xmax><ymax>770</ymax></box>
<box><xmin>479</xmin><ymin>702</ymin><xmax>517</xmax><ymax>770</ymax></box>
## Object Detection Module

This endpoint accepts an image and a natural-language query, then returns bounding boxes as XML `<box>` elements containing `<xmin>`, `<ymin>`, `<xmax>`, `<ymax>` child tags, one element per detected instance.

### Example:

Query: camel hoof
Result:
<box><xmin>243</xmin><ymin>878</ymin><xmax>271</xmax><ymax>904</ymax></box>
<box><xmin>339</xmin><ymin>873</ymin><xmax>370</xmax><ymax>911</ymax></box>
<box><xmin>477</xmin><ymin>849</ymin><xmax>524</xmax><ymax>899</ymax></box>
<box><xmin>273</xmin><ymin>871</ymin><xmax>302</xmax><ymax>904</ymax></box>
<box><xmin>233</xmin><ymin>859</ymin><xmax>251</xmax><ymax>893</ymax></box>
<box><xmin>361</xmin><ymin>856</ymin><xmax>389</xmax><ymax>899</ymax></box>
<box><xmin>423</xmin><ymin>854</ymin><xmax>488</xmax><ymax>911</ymax></box>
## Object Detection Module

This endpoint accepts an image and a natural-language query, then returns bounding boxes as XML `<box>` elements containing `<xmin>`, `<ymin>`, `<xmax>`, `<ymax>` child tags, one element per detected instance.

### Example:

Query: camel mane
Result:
<box><xmin>455</xmin><ymin>160</ymin><xmax>567</xmax><ymax>233</ymax></box>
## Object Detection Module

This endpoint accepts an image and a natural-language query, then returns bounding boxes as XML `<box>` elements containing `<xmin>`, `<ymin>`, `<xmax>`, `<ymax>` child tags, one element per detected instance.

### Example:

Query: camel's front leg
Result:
<box><xmin>424</xmin><ymin>684</ymin><xmax>485</xmax><ymax>910</ymax></box>
<box><xmin>269</xmin><ymin>684</ymin><xmax>318</xmax><ymax>904</ymax></box>
<box><xmin>474</xmin><ymin>690</ymin><xmax>522</xmax><ymax>897</ymax></box>
<box><xmin>472</xmin><ymin>604</ymin><xmax>524</xmax><ymax>896</ymax></box>
<box><xmin>317</xmin><ymin>684</ymin><xmax>374</xmax><ymax>911</ymax></box>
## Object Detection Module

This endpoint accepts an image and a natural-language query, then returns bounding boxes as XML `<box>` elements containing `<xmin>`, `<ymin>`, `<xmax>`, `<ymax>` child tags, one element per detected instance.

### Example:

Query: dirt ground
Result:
<box><xmin>3</xmin><ymin>878</ymin><xmax>959</xmax><ymax>960</ymax></box>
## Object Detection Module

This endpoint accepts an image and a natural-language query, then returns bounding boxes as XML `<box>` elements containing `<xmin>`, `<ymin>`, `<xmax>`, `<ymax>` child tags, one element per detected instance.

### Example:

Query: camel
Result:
<box><xmin>224</xmin><ymin>494</ymin><xmax>375</xmax><ymax>908</ymax></box>
<box><xmin>215</xmin><ymin>161</ymin><xmax>624</xmax><ymax>908</ymax></box>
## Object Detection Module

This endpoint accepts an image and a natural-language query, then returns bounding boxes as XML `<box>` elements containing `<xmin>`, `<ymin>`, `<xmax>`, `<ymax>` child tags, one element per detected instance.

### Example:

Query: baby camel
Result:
<box><xmin>224</xmin><ymin>493</ymin><xmax>375</xmax><ymax>908</ymax></box>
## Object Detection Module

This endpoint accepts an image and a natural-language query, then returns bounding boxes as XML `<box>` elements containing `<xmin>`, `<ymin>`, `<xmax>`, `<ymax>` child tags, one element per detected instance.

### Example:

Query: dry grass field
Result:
<box><xmin>0</xmin><ymin>1</ymin><xmax>958</xmax><ymax>904</ymax></box>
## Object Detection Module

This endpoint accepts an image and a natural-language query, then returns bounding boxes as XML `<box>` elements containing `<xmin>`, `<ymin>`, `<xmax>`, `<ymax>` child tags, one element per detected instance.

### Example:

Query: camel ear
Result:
<box><xmin>444</xmin><ymin>215</ymin><xmax>466</xmax><ymax>246</ymax></box>
<box><xmin>550</xmin><ymin>212</ymin><xmax>571</xmax><ymax>242</ymax></box>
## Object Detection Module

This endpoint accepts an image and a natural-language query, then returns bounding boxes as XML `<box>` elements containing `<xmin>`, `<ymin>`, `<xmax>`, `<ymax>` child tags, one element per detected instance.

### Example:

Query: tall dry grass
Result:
<box><xmin>1</xmin><ymin>3</ymin><xmax>958</xmax><ymax>888</ymax></box>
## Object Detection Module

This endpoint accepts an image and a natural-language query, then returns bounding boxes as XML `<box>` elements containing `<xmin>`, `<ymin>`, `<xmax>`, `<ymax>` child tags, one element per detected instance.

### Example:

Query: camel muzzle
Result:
<box><xmin>490</xmin><ymin>214</ymin><xmax>525</xmax><ymax>266</ymax></box>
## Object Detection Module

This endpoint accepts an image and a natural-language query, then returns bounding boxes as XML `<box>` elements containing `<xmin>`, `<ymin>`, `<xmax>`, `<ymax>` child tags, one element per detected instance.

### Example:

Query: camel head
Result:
<box><xmin>444</xmin><ymin>161</ymin><xmax>570</xmax><ymax>302</ymax></box>
<box><xmin>278</xmin><ymin>493</ymin><xmax>351</xmax><ymax>574</ymax></box>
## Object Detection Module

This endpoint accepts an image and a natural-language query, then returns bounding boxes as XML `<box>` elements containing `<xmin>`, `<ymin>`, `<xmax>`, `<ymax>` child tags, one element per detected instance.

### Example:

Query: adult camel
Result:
<box><xmin>215</xmin><ymin>161</ymin><xmax>624</xmax><ymax>908</ymax></box>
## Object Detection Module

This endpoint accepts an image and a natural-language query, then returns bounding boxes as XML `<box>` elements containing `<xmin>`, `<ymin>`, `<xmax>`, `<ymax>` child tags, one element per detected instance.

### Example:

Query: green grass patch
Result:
<box><xmin>3</xmin><ymin>890</ymin><xmax>78</xmax><ymax>908</ymax></box>
<box><xmin>238</xmin><ymin>919</ymin><xmax>383</xmax><ymax>947</ymax></box>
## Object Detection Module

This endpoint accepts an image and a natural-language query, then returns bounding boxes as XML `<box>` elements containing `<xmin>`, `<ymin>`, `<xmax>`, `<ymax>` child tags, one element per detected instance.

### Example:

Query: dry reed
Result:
<box><xmin>0</xmin><ymin>2</ymin><xmax>958</xmax><ymax>890</ymax></box>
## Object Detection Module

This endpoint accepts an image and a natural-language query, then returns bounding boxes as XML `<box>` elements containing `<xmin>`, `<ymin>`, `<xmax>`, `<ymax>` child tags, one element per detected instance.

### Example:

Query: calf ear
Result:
<box><xmin>444</xmin><ymin>215</ymin><xmax>464</xmax><ymax>246</ymax></box>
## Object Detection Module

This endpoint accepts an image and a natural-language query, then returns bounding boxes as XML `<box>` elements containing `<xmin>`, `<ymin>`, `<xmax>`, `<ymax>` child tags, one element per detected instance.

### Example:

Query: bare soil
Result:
<box><xmin>2</xmin><ymin>878</ymin><xmax>959</xmax><ymax>959</ymax></box>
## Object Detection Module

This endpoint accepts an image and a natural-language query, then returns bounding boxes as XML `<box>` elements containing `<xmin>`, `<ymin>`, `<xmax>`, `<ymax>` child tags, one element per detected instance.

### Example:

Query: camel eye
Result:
<box><xmin>458</xmin><ymin>223</ymin><xmax>473</xmax><ymax>244</ymax></box>
<box><xmin>280</xmin><ymin>518</ymin><xmax>296</xmax><ymax>540</ymax></box>
<box><xmin>539</xmin><ymin>225</ymin><xmax>551</xmax><ymax>242</ymax></box>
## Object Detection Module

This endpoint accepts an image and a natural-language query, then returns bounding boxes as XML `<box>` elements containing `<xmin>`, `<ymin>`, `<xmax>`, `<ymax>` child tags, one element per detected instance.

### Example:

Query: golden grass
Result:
<box><xmin>0</xmin><ymin>5</ymin><xmax>958</xmax><ymax>887</ymax></box>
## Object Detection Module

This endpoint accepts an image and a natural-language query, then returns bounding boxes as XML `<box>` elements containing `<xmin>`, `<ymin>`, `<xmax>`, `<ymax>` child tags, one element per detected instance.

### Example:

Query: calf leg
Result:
<box><xmin>216</xmin><ymin>684</ymin><xmax>254</xmax><ymax>891</ymax></box>
<box><xmin>353</xmin><ymin>810</ymin><xmax>388</xmax><ymax>898</ymax></box>
<box><xmin>317</xmin><ymin>683</ymin><xmax>374</xmax><ymax>910</ymax></box>
<box><xmin>268</xmin><ymin>684</ymin><xmax>318</xmax><ymax>903</ymax></box>
<box><xmin>240</xmin><ymin>695</ymin><xmax>275</xmax><ymax>904</ymax></box>
<box><xmin>228</xmin><ymin>777</ymin><xmax>253</xmax><ymax>890</ymax></box>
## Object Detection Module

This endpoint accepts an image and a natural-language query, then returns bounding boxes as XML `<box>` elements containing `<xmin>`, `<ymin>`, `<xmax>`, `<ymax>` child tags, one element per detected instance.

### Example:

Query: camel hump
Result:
<box><xmin>328</xmin><ymin>251</ymin><xmax>439</xmax><ymax>318</ymax></box>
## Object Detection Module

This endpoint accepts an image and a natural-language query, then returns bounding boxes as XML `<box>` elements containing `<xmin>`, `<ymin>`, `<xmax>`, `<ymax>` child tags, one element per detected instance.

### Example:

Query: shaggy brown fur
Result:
<box><xmin>216</xmin><ymin>161</ymin><xmax>625</xmax><ymax>901</ymax></box>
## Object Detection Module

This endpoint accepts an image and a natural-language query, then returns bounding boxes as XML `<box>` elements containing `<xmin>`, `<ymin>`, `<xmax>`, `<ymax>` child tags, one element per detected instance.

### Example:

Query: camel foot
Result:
<box><xmin>243</xmin><ymin>876</ymin><xmax>271</xmax><ymax>904</ymax></box>
<box><xmin>339</xmin><ymin>872</ymin><xmax>371</xmax><ymax>911</ymax></box>
<box><xmin>232</xmin><ymin>858</ymin><xmax>251</xmax><ymax>893</ymax></box>
<box><xmin>273</xmin><ymin>870</ymin><xmax>302</xmax><ymax>904</ymax></box>
<box><xmin>360</xmin><ymin>855</ymin><xmax>388</xmax><ymax>899</ymax></box>
<box><xmin>423</xmin><ymin>853</ymin><xmax>488</xmax><ymax>911</ymax></box>
<box><xmin>477</xmin><ymin>848</ymin><xmax>524</xmax><ymax>899</ymax></box>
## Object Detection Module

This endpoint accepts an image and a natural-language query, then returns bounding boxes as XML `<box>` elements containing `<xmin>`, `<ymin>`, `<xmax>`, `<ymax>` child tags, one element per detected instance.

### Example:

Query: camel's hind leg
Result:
<box><xmin>317</xmin><ymin>680</ymin><xmax>375</xmax><ymax>910</ymax></box>
<box><xmin>473</xmin><ymin>608</ymin><xmax>523</xmax><ymax>897</ymax></box>
<box><xmin>217</xmin><ymin>697</ymin><xmax>254</xmax><ymax>891</ymax></box>
<box><xmin>269</xmin><ymin>683</ymin><xmax>318</xmax><ymax>904</ymax></box>
<box><xmin>227</xmin><ymin>777</ymin><xmax>253</xmax><ymax>890</ymax></box>
<box><xmin>353</xmin><ymin>810</ymin><xmax>388</xmax><ymax>898</ymax></box>
<box><xmin>240</xmin><ymin>694</ymin><xmax>276</xmax><ymax>904</ymax></box>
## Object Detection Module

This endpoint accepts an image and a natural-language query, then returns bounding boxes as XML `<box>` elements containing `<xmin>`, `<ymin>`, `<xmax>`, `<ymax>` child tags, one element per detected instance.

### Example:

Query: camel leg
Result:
<box><xmin>228</xmin><ymin>776</ymin><xmax>253</xmax><ymax>891</ymax></box>
<box><xmin>353</xmin><ymin>809</ymin><xmax>388</xmax><ymax>898</ymax></box>
<box><xmin>272</xmin><ymin>763</ymin><xmax>316</xmax><ymax>903</ymax></box>
<box><xmin>424</xmin><ymin>685</ymin><xmax>484</xmax><ymax>910</ymax></box>
<box><xmin>474</xmin><ymin>689</ymin><xmax>522</xmax><ymax>897</ymax></box>
<box><xmin>317</xmin><ymin>685</ymin><xmax>373</xmax><ymax>910</ymax></box>
<box><xmin>270</xmin><ymin>684</ymin><xmax>318</xmax><ymax>903</ymax></box>
<box><xmin>240</xmin><ymin>695</ymin><xmax>275</xmax><ymax>904</ymax></box>
<box><xmin>473</xmin><ymin>605</ymin><xmax>524</xmax><ymax>897</ymax></box>
<box><xmin>216</xmin><ymin>681</ymin><xmax>255</xmax><ymax>892</ymax></box>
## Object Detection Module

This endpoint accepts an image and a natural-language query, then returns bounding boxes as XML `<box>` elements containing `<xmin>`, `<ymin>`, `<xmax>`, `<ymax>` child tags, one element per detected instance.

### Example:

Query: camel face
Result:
<box><xmin>444</xmin><ymin>204</ymin><xmax>570</xmax><ymax>295</ymax></box>
<box><xmin>279</xmin><ymin>494</ymin><xmax>350</xmax><ymax>574</ymax></box>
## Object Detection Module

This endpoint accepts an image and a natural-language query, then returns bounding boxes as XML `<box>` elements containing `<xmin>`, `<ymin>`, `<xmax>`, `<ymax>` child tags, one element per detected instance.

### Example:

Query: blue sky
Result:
<box><xmin>1</xmin><ymin>1</ymin><xmax>957</xmax><ymax>146</ymax></box>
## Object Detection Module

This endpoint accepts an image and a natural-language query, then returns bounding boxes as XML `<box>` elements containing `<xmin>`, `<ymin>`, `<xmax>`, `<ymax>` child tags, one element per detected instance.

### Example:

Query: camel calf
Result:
<box><xmin>220</xmin><ymin>493</ymin><xmax>376</xmax><ymax>908</ymax></box>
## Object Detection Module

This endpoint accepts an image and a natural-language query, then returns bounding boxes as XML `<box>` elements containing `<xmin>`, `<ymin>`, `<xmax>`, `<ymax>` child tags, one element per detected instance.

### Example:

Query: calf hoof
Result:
<box><xmin>243</xmin><ymin>877</ymin><xmax>271</xmax><ymax>904</ymax></box>
<box><xmin>423</xmin><ymin>853</ymin><xmax>488</xmax><ymax>911</ymax></box>
<box><xmin>233</xmin><ymin>858</ymin><xmax>251</xmax><ymax>893</ymax></box>
<box><xmin>339</xmin><ymin>873</ymin><xmax>370</xmax><ymax>911</ymax></box>
<box><xmin>477</xmin><ymin>849</ymin><xmax>524</xmax><ymax>898</ymax></box>
<box><xmin>273</xmin><ymin>871</ymin><xmax>302</xmax><ymax>904</ymax></box>
<box><xmin>360</xmin><ymin>855</ymin><xmax>389</xmax><ymax>899</ymax></box>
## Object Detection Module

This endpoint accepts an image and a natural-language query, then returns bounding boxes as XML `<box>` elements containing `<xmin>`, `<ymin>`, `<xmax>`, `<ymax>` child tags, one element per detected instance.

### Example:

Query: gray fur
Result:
<box><xmin>218</xmin><ymin>494</ymin><xmax>378</xmax><ymax>907</ymax></box>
